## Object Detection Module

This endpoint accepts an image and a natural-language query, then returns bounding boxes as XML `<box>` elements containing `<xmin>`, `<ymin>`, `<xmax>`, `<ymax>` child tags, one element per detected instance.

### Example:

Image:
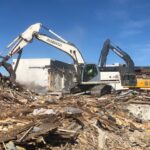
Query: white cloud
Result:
<box><xmin>96</xmin><ymin>10</ymin><xmax>128</xmax><ymax>21</ymax></box>
<box><xmin>62</xmin><ymin>25</ymin><xmax>86</xmax><ymax>45</ymax></box>
<box><xmin>130</xmin><ymin>42</ymin><xmax>150</xmax><ymax>53</ymax></box>
<box><xmin>119</xmin><ymin>19</ymin><xmax>150</xmax><ymax>37</ymax></box>
<box><xmin>119</xmin><ymin>29</ymin><xmax>142</xmax><ymax>37</ymax></box>
<box><xmin>112</xmin><ymin>0</ymin><xmax>130</xmax><ymax>5</ymax></box>
<box><xmin>125</xmin><ymin>20</ymin><xmax>150</xmax><ymax>29</ymax></box>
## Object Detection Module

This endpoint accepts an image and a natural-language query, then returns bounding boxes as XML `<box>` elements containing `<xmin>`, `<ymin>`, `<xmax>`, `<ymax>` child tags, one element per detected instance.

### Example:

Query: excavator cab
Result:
<box><xmin>82</xmin><ymin>64</ymin><xmax>100</xmax><ymax>82</ymax></box>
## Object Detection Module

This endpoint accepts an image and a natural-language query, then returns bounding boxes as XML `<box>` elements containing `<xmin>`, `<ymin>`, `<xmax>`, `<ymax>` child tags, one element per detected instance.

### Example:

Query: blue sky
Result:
<box><xmin>0</xmin><ymin>0</ymin><xmax>150</xmax><ymax>69</ymax></box>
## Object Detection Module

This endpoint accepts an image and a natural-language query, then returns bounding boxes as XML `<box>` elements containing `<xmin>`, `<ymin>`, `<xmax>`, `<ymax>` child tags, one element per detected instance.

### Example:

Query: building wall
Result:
<box><xmin>48</xmin><ymin>60</ymin><xmax>76</xmax><ymax>91</ymax></box>
<box><xmin>13</xmin><ymin>58</ymin><xmax>75</xmax><ymax>92</ymax></box>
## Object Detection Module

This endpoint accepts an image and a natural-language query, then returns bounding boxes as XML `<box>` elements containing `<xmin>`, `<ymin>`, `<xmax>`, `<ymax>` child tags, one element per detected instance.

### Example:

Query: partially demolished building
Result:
<box><xmin>13</xmin><ymin>58</ymin><xmax>75</xmax><ymax>92</ymax></box>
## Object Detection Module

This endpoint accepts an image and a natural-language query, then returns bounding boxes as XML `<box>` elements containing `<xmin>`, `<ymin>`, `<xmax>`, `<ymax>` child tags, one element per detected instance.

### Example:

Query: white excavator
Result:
<box><xmin>0</xmin><ymin>23</ymin><xmax>136</xmax><ymax>95</ymax></box>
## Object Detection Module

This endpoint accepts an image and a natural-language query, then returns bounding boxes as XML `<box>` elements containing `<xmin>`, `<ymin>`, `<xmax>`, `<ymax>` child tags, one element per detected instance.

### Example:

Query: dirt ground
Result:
<box><xmin>0</xmin><ymin>81</ymin><xmax>150</xmax><ymax>150</ymax></box>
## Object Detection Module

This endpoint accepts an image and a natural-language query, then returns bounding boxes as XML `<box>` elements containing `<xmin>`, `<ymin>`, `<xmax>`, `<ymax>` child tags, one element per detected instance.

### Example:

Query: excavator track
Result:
<box><xmin>90</xmin><ymin>84</ymin><xmax>112</xmax><ymax>97</ymax></box>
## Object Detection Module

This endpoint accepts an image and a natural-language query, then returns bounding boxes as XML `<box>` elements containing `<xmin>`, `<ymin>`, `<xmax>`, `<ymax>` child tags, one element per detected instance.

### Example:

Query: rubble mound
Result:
<box><xmin>0</xmin><ymin>80</ymin><xmax>150</xmax><ymax>149</ymax></box>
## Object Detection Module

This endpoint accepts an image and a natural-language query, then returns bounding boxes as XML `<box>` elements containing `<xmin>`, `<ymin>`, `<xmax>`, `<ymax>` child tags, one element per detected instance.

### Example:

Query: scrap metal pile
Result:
<box><xmin>1</xmin><ymin>81</ymin><xmax>150</xmax><ymax>149</ymax></box>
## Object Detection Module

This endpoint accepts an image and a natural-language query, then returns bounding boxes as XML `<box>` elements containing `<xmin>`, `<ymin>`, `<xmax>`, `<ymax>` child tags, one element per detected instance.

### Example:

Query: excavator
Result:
<box><xmin>99</xmin><ymin>39</ymin><xmax>150</xmax><ymax>89</ymax></box>
<box><xmin>0</xmin><ymin>23</ymin><xmax>139</xmax><ymax>95</ymax></box>
<box><xmin>99</xmin><ymin>39</ymin><xmax>136</xmax><ymax>86</ymax></box>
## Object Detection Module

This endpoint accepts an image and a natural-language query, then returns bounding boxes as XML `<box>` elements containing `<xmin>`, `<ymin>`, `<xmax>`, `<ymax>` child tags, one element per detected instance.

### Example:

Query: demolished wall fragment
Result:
<box><xmin>13</xmin><ymin>58</ymin><xmax>75</xmax><ymax>92</ymax></box>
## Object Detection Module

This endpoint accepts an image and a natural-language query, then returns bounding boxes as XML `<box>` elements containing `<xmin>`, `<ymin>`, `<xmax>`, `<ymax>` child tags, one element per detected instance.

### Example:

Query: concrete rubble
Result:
<box><xmin>0</xmin><ymin>79</ymin><xmax>150</xmax><ymax>149</ymax></box>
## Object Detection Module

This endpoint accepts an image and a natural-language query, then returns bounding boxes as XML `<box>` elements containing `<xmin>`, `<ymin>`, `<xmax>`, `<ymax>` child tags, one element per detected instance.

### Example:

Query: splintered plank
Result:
<box><xmin>0</xmin><ymin>122</ymin><xmax>34</xmax><ymax>143</ymax></box>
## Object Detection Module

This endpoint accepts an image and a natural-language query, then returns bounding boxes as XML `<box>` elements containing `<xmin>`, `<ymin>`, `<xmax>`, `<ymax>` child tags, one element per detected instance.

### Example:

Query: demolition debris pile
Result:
<box><xmin>1</xmin><ymin>81</ymin><xmax>150</xmax><ymax>149</ymax></box>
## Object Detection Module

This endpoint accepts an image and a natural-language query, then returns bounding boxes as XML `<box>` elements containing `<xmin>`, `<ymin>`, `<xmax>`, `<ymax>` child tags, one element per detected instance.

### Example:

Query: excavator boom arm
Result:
<box><xmin>0</xmin><ymin>23</ymin><xmax>85</xmax><ymax>80</ymax></box>
<box><xmin>99</xmin><ymin>39</ymin><xmax>135</xmax><ymax>73</ymax></box>
<box><xmin>4</xmin><ymin>23</ymin><xmax>85</xmax><ymax>65</ymax></box>
<box><xmin>35</xmin><ymin>33</ymin><xmax>84</xmax><ymax>64</ymax></box>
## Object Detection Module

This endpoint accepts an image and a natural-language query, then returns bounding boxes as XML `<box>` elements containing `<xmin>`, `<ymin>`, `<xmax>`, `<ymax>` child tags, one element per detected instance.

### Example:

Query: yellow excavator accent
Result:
<box><xmin>136</xmin><ymin>78</ymin><xmax>150</xmax><ymax>88</ymax></box>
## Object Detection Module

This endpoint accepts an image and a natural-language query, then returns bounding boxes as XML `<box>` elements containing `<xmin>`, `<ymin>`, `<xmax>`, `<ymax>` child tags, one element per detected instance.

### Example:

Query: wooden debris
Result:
<box><xmin>0</xmin><ymin>82</ymin><xmax>150</xmax><ymax>149</ymax></box>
